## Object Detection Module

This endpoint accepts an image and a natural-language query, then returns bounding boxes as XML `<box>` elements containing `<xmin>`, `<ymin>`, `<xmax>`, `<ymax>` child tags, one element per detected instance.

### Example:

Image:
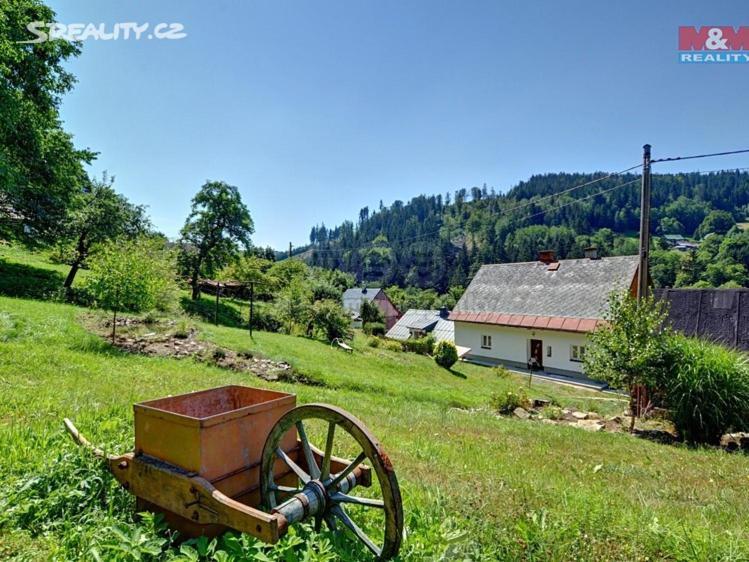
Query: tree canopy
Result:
<box><xmin>178</xmin><ymin>181</ymin><xmax>254</xmax><ymax>299</ymax></box>
<box><xmin>0</xmin><ymin>0</ymin><xmax>96</xmax><ymax>240</ymax></box>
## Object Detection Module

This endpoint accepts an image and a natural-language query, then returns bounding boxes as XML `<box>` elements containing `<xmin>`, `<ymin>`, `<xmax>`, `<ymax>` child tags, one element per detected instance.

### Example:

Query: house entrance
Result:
<box><xmin>529</xmin><ymin>339</ymin><xmax>543</xmax><ymax>370</ymax></box>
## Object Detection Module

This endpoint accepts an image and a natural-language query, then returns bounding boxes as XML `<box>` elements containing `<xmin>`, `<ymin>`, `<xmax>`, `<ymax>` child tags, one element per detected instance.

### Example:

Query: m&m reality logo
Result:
<box><xmin>679</xmin><ymin>26</ymin><xmax>749</xmax><ymax>63</ymax></box>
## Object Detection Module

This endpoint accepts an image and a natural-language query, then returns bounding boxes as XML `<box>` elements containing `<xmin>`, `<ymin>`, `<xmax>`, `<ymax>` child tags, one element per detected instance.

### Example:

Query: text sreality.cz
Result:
<box><xmin>18</xmin><ymin>22</ymin><xmax>186</xmax><ymax>43</ymax></box>
<box><xmin>679</xmin><ymin>26</ymin><xmax>749</xmax><ymax>64</ymax></box>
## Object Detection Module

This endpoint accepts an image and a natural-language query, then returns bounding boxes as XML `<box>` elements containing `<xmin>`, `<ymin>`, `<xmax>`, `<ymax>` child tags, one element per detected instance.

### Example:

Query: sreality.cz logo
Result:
<box><xmin>679</xmin><ymin>26</ymin><xmax>749</xmax><ymax>63</ymax></box>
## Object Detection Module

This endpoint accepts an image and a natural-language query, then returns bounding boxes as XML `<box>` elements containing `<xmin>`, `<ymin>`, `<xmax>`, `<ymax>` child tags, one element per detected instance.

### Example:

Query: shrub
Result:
<box><xmin>493</xmin><ymin>366</ymin><xmax>511</xmax><ymax>379</ymax></box>
<box><xmin>364</xmin><ymin>322</ymin><xmax>386</xmax><ymax>336</ymax></box>
<box><xmin>490</xmin><ymin>389</ymin><xmax>530</xmax><ymax>415</ymax></box>
<box><xmin>310</xmin><ymin>299</ymin><xmax>352</xmax><ymax>341</ymax></box>
<box><xmin>434</xmin><ymin>341</ymin><xmax>458</xmax><ymax>369</ymax></box>
<box><xmin>584</xmin><ymin>292</ymin><xmax>670</xmax><ymax>430</ymax></box>
<box><xmin>403</xmin><ymin>335</ymin><xmax>435</xmax><ymax>355</ymax></box>
<box><xmin>367</xmin><ymin>336</ymin><xmax>381</xmax><ymax>348</ymax></box>
<box><xmin>662</xmin><ymin>335</ymin><xmax>749</xmax><ymax>444</ymax></box>
<box><xmin>542</xmin><ymin>405</ymin><xmax>565</xmax><ymax>420</ymax></box>
<box><xmin>382</xmin><ymin>339</ymin><xmax>405</xmax><ymax>352</ymax></box>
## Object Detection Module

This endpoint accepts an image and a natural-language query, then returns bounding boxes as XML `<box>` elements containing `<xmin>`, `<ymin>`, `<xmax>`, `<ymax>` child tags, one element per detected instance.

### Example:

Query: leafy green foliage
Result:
<box><xmin>433</xmin><ymin>340</ymin><xmax>458</xmax><ymax>369</ymax></box>
<box><xmin>85</xmin><ymin>238</ymin><xmax>178</xmax><ymax>339</ymax></box>
<box><xmin>60</xmin><ymin>173</ymin><xmax>151</xmax><ymax>288</ymax></box>
<box><xmin>178</xmin><ymin>181</ymin><xmax>254</xmax><ymax>299</ymax></box>
<box><xmin>402</xmin><ymin>335</ymin><xmax>435</xmax><ymax>355</ymax></box>
<box><xmin>0</xmin><ymin>0</ymin><xmax>96</xmax><ymax>241</ymax></box>
<box><xmin>362</xmin><ymin>321</ymin><xmax>385</xmax><ymax>336</ymax></box>
<box><xmin>490</xmin><ymin>389</ymin><xmax>530</xmax><ymax>414</ymax></box>
<box><xmin>359</xmin><ymin>299</ymin><xmax>384</xmax><ymax>326</ymax></box>
<box><xmin>304</xmin><ymin>171</ymin><xmax>749</xmax><ymax>289</ymax></box>
<box><xmin>663</xmin><ymin>335</ymin><xmax>749</xmax><ymax>444</ymax></box>
<box><xmin>310</xmin><ymin>299</ymin><xmax>352</xmax><ymax>341</ymax></box>
<box><xmin>585</xmin><ymin>293</ymin><xmax>670</xmax><ymax>424</ymax></box>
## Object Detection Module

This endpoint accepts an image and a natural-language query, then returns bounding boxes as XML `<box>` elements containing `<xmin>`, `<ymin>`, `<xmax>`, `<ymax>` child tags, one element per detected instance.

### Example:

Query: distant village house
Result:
<box><xmin>451</xmin><ymin>249</ymin><xmax>640</xmax><ymax>383</ymax></box>
<box><xmin>385</xmin><ymin>308</ymin><xmax>454</xmax><ymax>343</ymax></box>
<box><xmin>342</xmin><ymin>287</ymin><xmax>401</xmax><ymax>330</ymax></box>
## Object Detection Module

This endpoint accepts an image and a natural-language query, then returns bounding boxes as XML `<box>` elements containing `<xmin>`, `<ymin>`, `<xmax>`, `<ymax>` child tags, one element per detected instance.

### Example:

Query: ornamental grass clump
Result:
<box><xmin>664</xmin><ymin>335</ymin><xmax>749</xmax><ymax>445</ymax></box>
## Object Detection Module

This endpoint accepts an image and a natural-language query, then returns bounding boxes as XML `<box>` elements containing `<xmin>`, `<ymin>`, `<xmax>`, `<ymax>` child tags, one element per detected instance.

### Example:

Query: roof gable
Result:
<box><xmin>452</xmin><ymin>255</ymin><xmax>638</xmax><ymax>324</ymax></box>
<box><xmin>342</xmin><ymin>287</ymin><xmax>382</xmax><ymax>312</ymax></box>
<box><xmin>385</xmin><ymin>309</ymin><xmax>454</xmax><ymax>342</ymax></box>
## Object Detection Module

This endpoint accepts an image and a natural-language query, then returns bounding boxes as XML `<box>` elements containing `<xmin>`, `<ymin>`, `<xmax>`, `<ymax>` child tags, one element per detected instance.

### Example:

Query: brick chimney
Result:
<box><xmin>538</xmin><ymin>249</ymin><xmax>556</xmax><ymax>264</ymax></box>
<box><xmin>584</xmin><ymin>246</ymin><xmax>599</xmax><ymax>260</ymax></box>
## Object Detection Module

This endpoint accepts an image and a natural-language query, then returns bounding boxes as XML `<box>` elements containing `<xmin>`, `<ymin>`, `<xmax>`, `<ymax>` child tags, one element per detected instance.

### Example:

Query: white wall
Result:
<box><xmin>454</xmin><ymin>322</ymin><xmax>589</xmax><ymax>374</ymax></box>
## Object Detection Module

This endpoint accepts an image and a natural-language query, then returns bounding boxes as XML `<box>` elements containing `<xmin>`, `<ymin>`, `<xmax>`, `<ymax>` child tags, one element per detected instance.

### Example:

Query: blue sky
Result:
<box><xmin>48</xmin><ymin>1</ymin><xmax>749</xmax><ymax>249</ymax></box>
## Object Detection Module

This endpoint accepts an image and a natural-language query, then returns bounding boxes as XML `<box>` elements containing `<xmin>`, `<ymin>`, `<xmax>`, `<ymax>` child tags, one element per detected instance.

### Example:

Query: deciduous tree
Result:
<box><xmin>178</xmin><ymin>181</ymin><xmax>254</xmax><ymax>300</ymax></box>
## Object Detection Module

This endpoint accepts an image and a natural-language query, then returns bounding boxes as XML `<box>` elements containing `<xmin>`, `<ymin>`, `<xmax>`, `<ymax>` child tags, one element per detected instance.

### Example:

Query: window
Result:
<box><xmin>570</xmin><ymin>345</ymin><xmax>586</xmax><ymax>362</ymax></box>
<box><xmin>481</xmin><ymin>335</ymin><xmax>492</xmax><ymax>349</ymax></box>
<box><xmin>546</xmin><ymin>345</ymin><xmax>552</xmax><ymax>357</ymax></box>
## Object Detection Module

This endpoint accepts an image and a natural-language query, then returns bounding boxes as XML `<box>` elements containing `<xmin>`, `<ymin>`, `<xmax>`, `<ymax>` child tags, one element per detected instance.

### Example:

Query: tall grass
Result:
<box><xmin>664</xmin><ymin>335</ymin><xmax>749</xmax><ymax>444</ymax></box>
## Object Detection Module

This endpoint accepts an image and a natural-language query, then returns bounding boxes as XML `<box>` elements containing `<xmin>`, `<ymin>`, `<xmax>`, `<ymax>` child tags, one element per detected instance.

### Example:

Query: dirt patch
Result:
<box><xmin>89</xmin><ymin>315</ymin><xmax>322</xmax><ymax>386</ymax></box>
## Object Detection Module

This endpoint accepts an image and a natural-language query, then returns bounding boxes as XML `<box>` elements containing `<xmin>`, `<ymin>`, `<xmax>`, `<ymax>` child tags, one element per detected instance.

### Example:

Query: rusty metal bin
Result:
<box><xmin>133</xmin><ymin>385</ymin><xmax>297</xmax><ymax>531</ymax></box>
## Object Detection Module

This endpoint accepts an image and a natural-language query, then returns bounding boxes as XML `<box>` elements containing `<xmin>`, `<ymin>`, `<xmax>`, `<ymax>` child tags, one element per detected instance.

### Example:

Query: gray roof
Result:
<box><xmin>386</xmin><ymin>309</ymin><xmax>454</xmax><ymax>342</ymax></box>
<box><xmin>655</xmin><ymin>288</ymin><xmax>749</xmax><ymax>350</ymax></box>
<box><xmin>453</xmin><ymin>255</ymin><xmax>639</xmax><ymax>319</ymax></box>
<box><xmin>342</xmin><ymin>287</ymin><xmax>381</xmax><ymax>314</ymax></box>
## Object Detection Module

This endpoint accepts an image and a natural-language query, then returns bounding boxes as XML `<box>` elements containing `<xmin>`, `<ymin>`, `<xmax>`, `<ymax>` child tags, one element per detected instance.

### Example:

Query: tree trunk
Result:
<box><xmin>63</xmin><ymin>261</ymin><xmax>80</xmax><ymax>289</ymax></box>
<box><xmin>628</xmin><ymin>385</ymin><xmax>638</xmax><ymax>433</ymax></box>
<box><xmin>64</xmin><ymin>233</ymin><xmax>88</xmax><ymax>289</ymax></box>
<box><xmin>191</xmin><ymin>268</ymin><xmax>201</xmax><ymax>300</ymax></box>
<box><xmin>111</xmin><ymin>309</ymin><xmax>117</xmax><ymax>343</ymax></box>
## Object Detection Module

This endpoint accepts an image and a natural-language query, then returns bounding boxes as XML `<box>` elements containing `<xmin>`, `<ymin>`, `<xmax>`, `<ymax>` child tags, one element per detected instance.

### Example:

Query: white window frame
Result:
<box><xmin>481</xmin><ymin>335</ymin><xmax>492</xmax><ymax>349</ymax></box>
<box><xmin>570</xmin><ymin>344</ymin><xmax>586</xmax><ymax>362</ymax></box>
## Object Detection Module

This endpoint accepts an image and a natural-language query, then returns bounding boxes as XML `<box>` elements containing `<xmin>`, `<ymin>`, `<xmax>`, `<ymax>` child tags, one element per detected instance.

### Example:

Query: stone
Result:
<box><xmin>587</xmin><ymin>412</ymin><xmax>602</xmax><ymax>420</ymax></box>
<box><xmin>513</xmin><ymin>407</ymin><xmax>531</xmax><ymax>420</ymax></box>
<box><xmin>532</xmin><ymin>398</ymin><xmax>551</xmax><ymax>408</ymax></box>
<box><xmin>576</xmin><ymin>419</ymin><xmax>604</xmax><ymax>432</ymax></box>
<box><xmin>572</xmin><ymin>411</ymin><xmax>588</xmax><ymax>420</ymax></box>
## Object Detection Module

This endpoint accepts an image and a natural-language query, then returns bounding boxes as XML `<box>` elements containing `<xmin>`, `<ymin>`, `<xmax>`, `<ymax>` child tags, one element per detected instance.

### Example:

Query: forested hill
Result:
<box><xmin>303</xmin><ymin>170</ymin><xmax>749</xmax><ymax>291</ymax></box>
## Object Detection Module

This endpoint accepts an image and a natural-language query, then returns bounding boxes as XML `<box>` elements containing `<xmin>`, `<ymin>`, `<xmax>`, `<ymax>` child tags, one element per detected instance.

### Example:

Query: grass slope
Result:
<box><xmin>1</xmin><ymin>246</ymin><xmax>748</xmax><ymax>560</ymax></box>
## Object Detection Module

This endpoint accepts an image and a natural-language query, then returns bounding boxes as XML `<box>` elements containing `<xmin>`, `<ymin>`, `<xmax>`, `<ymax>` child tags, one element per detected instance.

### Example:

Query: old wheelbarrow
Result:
<box><xmin>64</xmin><ymin>385</ymin><xmax>403</xmax><ymax>560</ymax></box>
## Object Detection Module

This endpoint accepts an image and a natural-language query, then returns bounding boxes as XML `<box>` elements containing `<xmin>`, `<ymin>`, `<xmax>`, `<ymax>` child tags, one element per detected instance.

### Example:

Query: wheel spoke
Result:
<box><xmin>296</xmin><ymin>421</ymin><xmax>321</xmax><ymax>479</ymax></box>
<box><xmin>275</xmin><ymin>447</ymin><xmax>310</xmax><ymax>483</ymax></box>
<box><xmin>270</xmin><ymin>484</ymin><xmax>304</xmax><ymax>494</ymax></box>
<box><xmin>328</xmin><ymin>451</ymin><xmax>367</xmax><ymax>491</ymax></box>
<box><xmin>320</xmin><ymin>422</ymin><xmax>336</xmax><ymax>481</ymax></box>
<box><xmin>331</xmin><ymin>492</ymin><xmax>385</xmax><ymax>509</ymax></box>
<box><xmin>332</xmin><ymin>505</ymin><xmax>381</xmax><ymax>557</ymax></box>
<box><xmin>324</xmin><ymin>514</ymin><xmax>338</xmax><ymax>532</ymax></box>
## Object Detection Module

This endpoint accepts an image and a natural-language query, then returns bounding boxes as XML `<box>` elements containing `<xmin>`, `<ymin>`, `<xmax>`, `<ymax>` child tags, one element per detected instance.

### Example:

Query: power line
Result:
<box><xmin>652</xmin><ymin>148</ymin><xmax>749</xmax><ymax>164</ymax></box>
<box><xmin>512</xmin><ymin>177</ymin><xmax>641</xmax><ymax>226</ymax></box>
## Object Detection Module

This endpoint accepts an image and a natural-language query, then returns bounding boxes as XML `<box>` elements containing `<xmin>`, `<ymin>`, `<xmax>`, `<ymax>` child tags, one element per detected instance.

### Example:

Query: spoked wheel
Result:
<box><xmin>260</xmin><ymin>404</ymin><xmax>403</xmax><ymax>560</ymax></box>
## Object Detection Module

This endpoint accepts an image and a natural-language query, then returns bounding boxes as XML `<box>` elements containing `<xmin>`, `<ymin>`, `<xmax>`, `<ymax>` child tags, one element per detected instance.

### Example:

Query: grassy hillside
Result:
<box><xmin>1</xmin><ymin>247</ymin><xmax>749</xmax><ymax>560</ymax></box>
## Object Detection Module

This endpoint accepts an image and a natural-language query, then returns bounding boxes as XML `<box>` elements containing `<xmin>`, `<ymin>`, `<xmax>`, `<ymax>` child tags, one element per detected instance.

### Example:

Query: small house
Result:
<box><xmin>342</xmin><ymin>287</ymin><xmax>401</xmax><ymax>330</ymax></box>
<box><xmin>451</xmin><ymin>250</ymin><xmax>640</xmax><ymax>381</ymax></box>
<box><xmin>385</xmin><ymin>308</ymin><xmax>454</xmax><ymax>342</ymax></box>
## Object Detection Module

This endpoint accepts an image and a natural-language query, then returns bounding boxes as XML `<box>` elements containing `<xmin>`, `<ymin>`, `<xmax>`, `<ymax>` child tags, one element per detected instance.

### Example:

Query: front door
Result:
<box><xmin>529</xmin><ymin>339</ymin><xmax>543</xmax><ymax>370</ymax></box>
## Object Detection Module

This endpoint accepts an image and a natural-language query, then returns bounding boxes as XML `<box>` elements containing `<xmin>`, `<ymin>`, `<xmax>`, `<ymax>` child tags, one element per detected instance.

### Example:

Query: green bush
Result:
<box><xmin>310</xmin><ymin>299</ymin><xmax>352</xmax><ymax>341</ymax></box>
<box><xmin>382</xmin><ymin>339</ymin><xmax>405</xmax><ymax>352</ymax></box>
<box><xmin>434</xmin><ymin>340</ymin><xmax>458</xmax><ymax>369</ymax></box>
<box><xmin>363</xmin><ymin>322</ymin><xmax>385</xmax><ymax>336</ymax></box>
<box><xmin>490</xmin><ymin>389</ymin><xmax>530</xmax><ymax>415</ymax></box>
<box><xmin>663</xmin><ymin>335</ymin><xmax>749</xmax><ymax>444</ymax></box>
<box><xmin>403</xmin><ymin>335</ymin><xmax>435</xmax><ymax>355</ymax></box>
<box><xmin>493</xmin><ymin>366</ymin><xmax>511</xmax><ymax>379</ymax></box>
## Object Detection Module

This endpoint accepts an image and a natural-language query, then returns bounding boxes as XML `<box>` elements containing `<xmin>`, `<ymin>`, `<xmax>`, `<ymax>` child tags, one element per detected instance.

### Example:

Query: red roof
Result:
<box><xmin>448</xmin><ymin>310</ymin><xmax>601</xmax><ymax>334</ymax></box>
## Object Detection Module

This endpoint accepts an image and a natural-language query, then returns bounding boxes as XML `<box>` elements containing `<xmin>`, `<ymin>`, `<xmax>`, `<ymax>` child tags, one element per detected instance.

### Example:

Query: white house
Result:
<box><xmin>450</xmin><ymin>249</ymin><xmax>640</xmax><ymax>382</ymax></box>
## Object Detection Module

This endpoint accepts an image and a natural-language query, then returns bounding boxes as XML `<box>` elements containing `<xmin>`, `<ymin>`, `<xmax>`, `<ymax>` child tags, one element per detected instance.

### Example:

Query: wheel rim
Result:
<box><xmin>260</xmin><ymin>404</ymin><xmax>403</xmax><ymax>560</ymax></box>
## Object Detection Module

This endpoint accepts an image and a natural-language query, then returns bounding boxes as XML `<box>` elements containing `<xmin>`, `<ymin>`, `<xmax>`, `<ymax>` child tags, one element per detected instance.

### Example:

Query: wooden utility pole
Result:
<box><xmin>248</xmin><ymin>282</ymin><xmax>254</xmax><ymax>337</ymax></box>
<box><xmin>637</xmin><ymin>144</ymin><xmax>652</xmax><ymax>299</ymax></box>
<box><xmin>289</xmin><ymin>242</ymin><xmax>293</xmax><ymax>260</ymax></box>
